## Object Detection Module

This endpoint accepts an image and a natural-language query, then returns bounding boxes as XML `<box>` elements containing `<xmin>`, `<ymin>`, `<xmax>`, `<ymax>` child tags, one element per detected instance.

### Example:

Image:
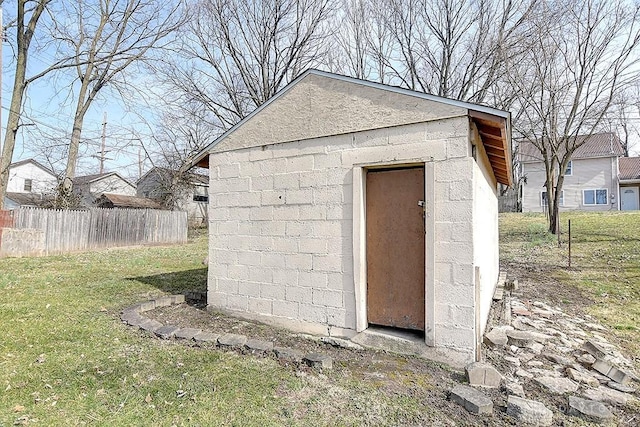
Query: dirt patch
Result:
<box><xmin>502</xmin><ymin>260</ymin><xmax>595</xmax><ymax>316</ymax></box>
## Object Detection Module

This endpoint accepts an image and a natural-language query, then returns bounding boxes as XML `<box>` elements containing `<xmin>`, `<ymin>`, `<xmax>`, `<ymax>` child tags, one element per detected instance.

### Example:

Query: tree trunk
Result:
<box><xmin>0</xmin><ymin>63</ymin><xmax>28</xmax><ymax>210</ymax></box>
<box><xmin>0</xmin><ymin>0</ymin><xmax>49</xmax><ymax>209</ymax></box>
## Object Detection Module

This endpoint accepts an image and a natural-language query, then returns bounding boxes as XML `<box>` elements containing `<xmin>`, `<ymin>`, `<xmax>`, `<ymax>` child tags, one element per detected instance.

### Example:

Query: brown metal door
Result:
<box><xmin>366</xmin><ymin>167</ymin><xmax>425</xmax><ymax>331</ymax></box>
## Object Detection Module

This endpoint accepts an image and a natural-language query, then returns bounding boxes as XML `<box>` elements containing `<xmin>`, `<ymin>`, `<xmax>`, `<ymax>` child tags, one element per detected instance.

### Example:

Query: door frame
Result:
<box><xmin>620</xmin><ymin>186</ymin><xmax>639</xmax><ymax>211</ymax></box>
<box><xmin>352</xmin><ymin>161</ymin><xmax>436</xmax><ymax>346</ymax></box>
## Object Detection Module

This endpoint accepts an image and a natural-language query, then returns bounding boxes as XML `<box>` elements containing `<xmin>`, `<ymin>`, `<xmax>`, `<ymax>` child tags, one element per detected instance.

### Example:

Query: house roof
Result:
<box><xmin>74</xmin><ymin>172</ymin><xmax>135</xmax><ymax>188</ymax></box>
<box><xmin>519</xmin><ymin>133</ymin><xmax>625</xmax><ymax>163</ymax></box>
<box><xmin>5</xmin><ymin>192</ymin><xmax>54</xmax><ymax>208</ymax></box>
<box><xmin>95</xmin><ymin>193</ymin><xmax>164</xmax><ymax>209</ymax></box>
<box><xmin>190</xmin><ymin>69</ymin><xmax>512</xmax><ymax>186</ymax></box>
<box><xmin>9</xmin><ymin>158</ymin><xmax>57</xmax><ymax>177</ymax></box>
<box><xmin>619</xmin><ymin>157</ymin><xmax>640</xmax><ymax>181</ymax></box>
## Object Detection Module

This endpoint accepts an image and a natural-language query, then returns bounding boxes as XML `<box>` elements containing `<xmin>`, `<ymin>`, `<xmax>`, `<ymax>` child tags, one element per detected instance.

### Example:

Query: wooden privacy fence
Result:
<box><xmin>6</xmin><ymin>207</ymin><xmax>187</xmax><ymax>256</ymax></box>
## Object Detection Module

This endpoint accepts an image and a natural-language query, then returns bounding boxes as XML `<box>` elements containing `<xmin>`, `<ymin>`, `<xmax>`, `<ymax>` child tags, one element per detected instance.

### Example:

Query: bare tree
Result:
<box><xmin>136</xmin><ymin>101</ymin><xmax>213</xmax><ymax>211</ymax></box>
<box><xmin>39</xmin><ymin>0</ymin><xmax>183</xmax><ymax>207</ymax></box>
<box><xmin>0</xmin><ymin>0</ymin><xmax>52</xmax><ymax>210</ymax></box>
<box><xmin>330</xmin><ymin>0</ymin><xmax>372</xmax><ymax>80</ymax></box>
<box><xmin>609</xmin><ymin>89</ymin><xmax>640</xmax><ymax>157</ymax></box>
<box><xmin>161</xmin><ymin>0</ymin><xmax>336</xmax><ymax>132</ymax></box>
<box><xmin>510</xmin><ymin>0</ymin><xmax>640</xmax><ymax>234</ymax></box>
<box><xmin>371</xmin><ymin>0</ymin><xmax>537</xmax><ymax>103</ymax></box>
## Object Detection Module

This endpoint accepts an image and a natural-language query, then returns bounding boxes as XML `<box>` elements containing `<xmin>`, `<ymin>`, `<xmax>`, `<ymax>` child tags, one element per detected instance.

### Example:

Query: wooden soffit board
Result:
<box><xmin>470</xmin><ymin>111</ymin><xmax>512</xmax><ymax>187</ymax></box>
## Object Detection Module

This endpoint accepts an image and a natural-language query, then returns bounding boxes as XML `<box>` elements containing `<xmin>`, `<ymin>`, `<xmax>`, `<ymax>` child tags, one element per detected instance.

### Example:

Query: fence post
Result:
<box><xmin>568</xmin><ymin>219</ymin><xmax>572</xmax><ymax>268</ymax></box>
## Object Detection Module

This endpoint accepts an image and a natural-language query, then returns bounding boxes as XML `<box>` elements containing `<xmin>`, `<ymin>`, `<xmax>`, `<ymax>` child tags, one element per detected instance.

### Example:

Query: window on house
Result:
<box><xmin>583</xmin><ymin>189</ymin><xmax>608</xmax><ymax>205</ymax></box>
<box><xmin>23</xmin><ymin>179</ymin><xmax>33</xmax><ymax>192</ymax></box>
<box><xmin>193</xmin><ymin>195</ymin><xmax>209</xmax><ymax>203</ymax></box>
<box><xmin>541</xmin><ymin>190</ymin><xmax>564</xmax><ymax>207</ymax></box>
<box><xmin>564</xmin><ymin>161</ymin><xmax>572</xmax><ymax>176</ymax></box>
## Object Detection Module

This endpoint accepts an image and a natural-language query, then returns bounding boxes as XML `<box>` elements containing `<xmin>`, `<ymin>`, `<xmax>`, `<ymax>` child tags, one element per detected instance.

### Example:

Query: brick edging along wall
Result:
<box><xmin>120</xmin><ymin>294</ymin><xmax>334</xmax><ymax>369</ymax></box>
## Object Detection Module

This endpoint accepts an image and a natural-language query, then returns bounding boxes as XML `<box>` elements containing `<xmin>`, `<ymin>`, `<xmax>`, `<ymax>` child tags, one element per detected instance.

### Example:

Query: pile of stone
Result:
<box><xmin>450</xmin><ymin>294</ymin><xmax>638</xmax><ymax>425</ymax></box>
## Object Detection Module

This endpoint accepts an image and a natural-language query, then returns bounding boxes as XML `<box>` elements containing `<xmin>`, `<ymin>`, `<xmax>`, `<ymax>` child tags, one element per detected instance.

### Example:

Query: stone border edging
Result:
<box><xmin>120</xmin><ymin>294</ymin><xmax>334</xmax><ymax>370</ymax></box>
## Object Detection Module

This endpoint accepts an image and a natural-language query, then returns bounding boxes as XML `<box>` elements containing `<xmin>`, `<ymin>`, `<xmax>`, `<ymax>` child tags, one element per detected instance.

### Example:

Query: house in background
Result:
<box><xmin>519</xmin><ymin>133</ymin><xmax>640</xmax><ymax>212</ymax></box>
<box><xmin>137</xmin><ymin>167</ymin><xmax>209</xmax><ymax>226</ymax></box>
<box><xmin>73</xmin><ymin>172</ymin><xmax>137</xmax><ymax>207</ymax></box>
<box><xmin>619</xmin><ymin>157</ymin><xmax>640</xmax><ymax>210</ymax></box>
<box><xmin>3</xmin><ymin>159</ymin><xmax>58</xmax><ymax>209</ymax></box>
<box><xmin>190</xmin><ymin>69</ymin><xmax>512</xmax><ymax>366</ymax></box>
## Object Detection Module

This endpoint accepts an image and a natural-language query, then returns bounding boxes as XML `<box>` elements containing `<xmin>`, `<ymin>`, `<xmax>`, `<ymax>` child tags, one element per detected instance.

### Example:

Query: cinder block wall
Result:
<box><xmin>208</xmin><ymin>115</ymin><xmax>484</xmax><ymax>357</ymax></box>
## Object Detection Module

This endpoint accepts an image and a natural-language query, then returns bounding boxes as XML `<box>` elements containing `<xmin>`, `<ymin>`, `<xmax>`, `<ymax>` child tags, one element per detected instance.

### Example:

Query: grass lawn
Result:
<box><xmin>500</xmin><ymin>211</ymin><xmax>640</xmax><ymax>361</ymax></box>
<box><xmin>1</xmin><ymin>233</ymin><xmax>445</xmax><ymax>427</ymax></box>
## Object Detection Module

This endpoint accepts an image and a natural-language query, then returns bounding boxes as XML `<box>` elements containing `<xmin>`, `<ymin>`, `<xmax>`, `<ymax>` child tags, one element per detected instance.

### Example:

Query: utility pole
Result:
<box><xmin>99</xmin><ymin>111</ymin><xmax>107</xmax><ymax>173</ymax></box>
<box><xmin>0</xmin><ymin>9</ymin><xmax>4</xmax><ymax>168</ymax></box>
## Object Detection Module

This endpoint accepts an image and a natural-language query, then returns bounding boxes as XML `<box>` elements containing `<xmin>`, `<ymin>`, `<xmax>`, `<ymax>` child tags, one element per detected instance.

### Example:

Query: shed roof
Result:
<box><xmin>95</xmin><ymin>193</ymin><xmax>164</xmax><ymax>209</ymax></box>
<box><xmin>191</xmin><ymin>69</ymin><xmax>512</xmax><ymax>186</ymax></box>
<box><xmin>5</xmin><ymin>192</ymin><xmax>54</xmax><ymax>208</ymax></box>
<box><xmin>619</xmin><ymin>157</ymin><xmax>640</xmax><ymax>181</ymax></box>
<box><xmin>519</xmin><ymin>133</ymin><xmax>625</xmax><ymax>163</ymax></box>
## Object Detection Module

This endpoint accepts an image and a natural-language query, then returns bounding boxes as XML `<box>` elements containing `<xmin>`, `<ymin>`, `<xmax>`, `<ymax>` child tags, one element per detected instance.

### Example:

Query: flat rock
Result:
<box><xmin>193</xmin><ymin>331</ymin><xmax>219</xmax><ymax>343</ymax></box>
<box><xmin>506</xmin><ymin>330</ymin><xmax>536</xmax><ymax>347</ymax></box>
<box><xmin>466</xmin><ymin>362</ymin><xmax>502</xmax><ymax>388</ymax></box>
<box><xmin>217</xmin><ymin>333</ymin><xmax>247</xmax><ymax>348</ymax></box>
<box><xmin>516</xmin><ymin>369</ymin><xmax>534</xmax><ymax>379</ymax></box>
<box><xmin>155</xmin><ymin>324</ymin><xmax>180</xmax><ymax>339</ymax></box>
<box><xmin>577</xmin><ymin>353</ymin><xmax>597</xmax><ymax>367</ymax></box>
<box><xmin>543</xmin><ymin>352</ymin><xmax>573</xmax><ymax>366</ymax></box>
<box><xmin>583</xmin><ymin>341</ymin><xmax>609</xmax><ymax>359</ymax></box>
<box><xmin>174</xmin><ymin>327</ymin><xmax>202</xmax><ymax>340</ymax></box>
<box><xmin>519</xmin><ymin>352</ymin><xmax>536</xmax><ymax>363</ymax></box>
<box><xmin>529</xmin><ymin>368</ymin><xmax>562</xmax><ymax>378</ymax></box>
<box><xmin>567</xmin><ymin>368</ymin><xmax>600</xmax><ymax>388</ymax></box>
<box><xmin>607</xmin><ymin>381</ymin><xmax>636</xmax><ymax>393</ymax></box>
<box><xmin>120</xmin><ymin>310</ymin><xmax>145</xmax><ymax>326</ymax></box>
<box><xmin>506</xmin><ymin>395</ymin><xmax>553</xmax><ymax>426</ymax></box>
<box><xmin>505</xmin><ymin>382</ymin><xmax>525</xmax><ymax>397</ymax></box>
<box><xmin>583</xmin><ymin>386</ymin><xmax>632</xmax><ymax>406</ymax></box>
<box><xmin>535</xmin><ymin>376</ymin><xmax>579</xmax><ymax>394</ymax></box>
<box><xmin>138</xmin><ymin>318</ymin><xmax>163</xmax><ymax>333</ymax></box>
<box><xmin>245</xmin><ymin>338</ymin><xmax>274</xmax><ymax>353</ymax></box>
<box><xmin>274</xmin><ymin>347</ymin><xmax>303</xmax><ymax>362</ymax></box>
<box><xmin>450</xmin><ymin>385</ymin><xmax>493</xmax><ymax>414</ymax></box>
<box><xmin>512</xmin><ymin>307</ymin><xmax>532</xmax><ymax>316</ymax></box>
<box><xmin>512</xmin><ymin>319</ymin><xmax>533</xmax><ymax>331</ymax></box>
<box><xmin>527</xmin><ymin>342</ymin><xmax>544</xmax><ymax>355</ymax></box>
<box><xmin>303</xmin><ymin>353</ymin><xmax>332</xmax><ymax>369</ymax></box>
<box><xmin>592</xmin><ymin>359</ymin><xmax>632</xmax><ymax>385</ymax></box>
<box><xmin>568</xmin><ymin>396</ymin><xmax>613</xmax><ymax>423</ymax></box>
<box><xmin>484</xmin><ymin>328</ymin><xmax>508</xmax><ymax>347</ymax></box>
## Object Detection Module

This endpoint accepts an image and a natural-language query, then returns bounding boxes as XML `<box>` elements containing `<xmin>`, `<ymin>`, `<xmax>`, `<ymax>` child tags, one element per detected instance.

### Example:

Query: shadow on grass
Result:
<box><xmin>128</xmin><ymin>268</ymin><xmax>207</xmax><ymax>296</ymax></box>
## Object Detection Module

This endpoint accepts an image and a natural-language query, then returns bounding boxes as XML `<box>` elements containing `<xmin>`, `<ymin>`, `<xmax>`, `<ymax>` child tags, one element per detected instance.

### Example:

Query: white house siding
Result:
<box><xmin>90</xmin><ymin>176</ymin><xmax>136</xmax><ymax>196</ymax></box>
<box><xmin>522</xmin><ymin>156</ymin><xmax>617</xmax><ymax>212</ymax></box>
<box><xmin>7</xmin><ymin>163</ymin><xmax>57</xmax><ymax>194</ymax></box>
<box><xmin>471</xmin><ymin>127</ymin><xmax>499</xmax><ymax>339</ymax></box>
<box><xmin>207</xmin><ymin>115</ymin><xmax>490</xmax><ymax>362</ymax></box>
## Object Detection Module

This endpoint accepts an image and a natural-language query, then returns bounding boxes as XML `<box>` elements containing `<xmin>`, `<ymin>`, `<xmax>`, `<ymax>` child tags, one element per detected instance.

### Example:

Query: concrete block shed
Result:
<box><xmin>191</xmin><ymin>70</ymin><xmax>512</xmax><ymax>366</ymax></box>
